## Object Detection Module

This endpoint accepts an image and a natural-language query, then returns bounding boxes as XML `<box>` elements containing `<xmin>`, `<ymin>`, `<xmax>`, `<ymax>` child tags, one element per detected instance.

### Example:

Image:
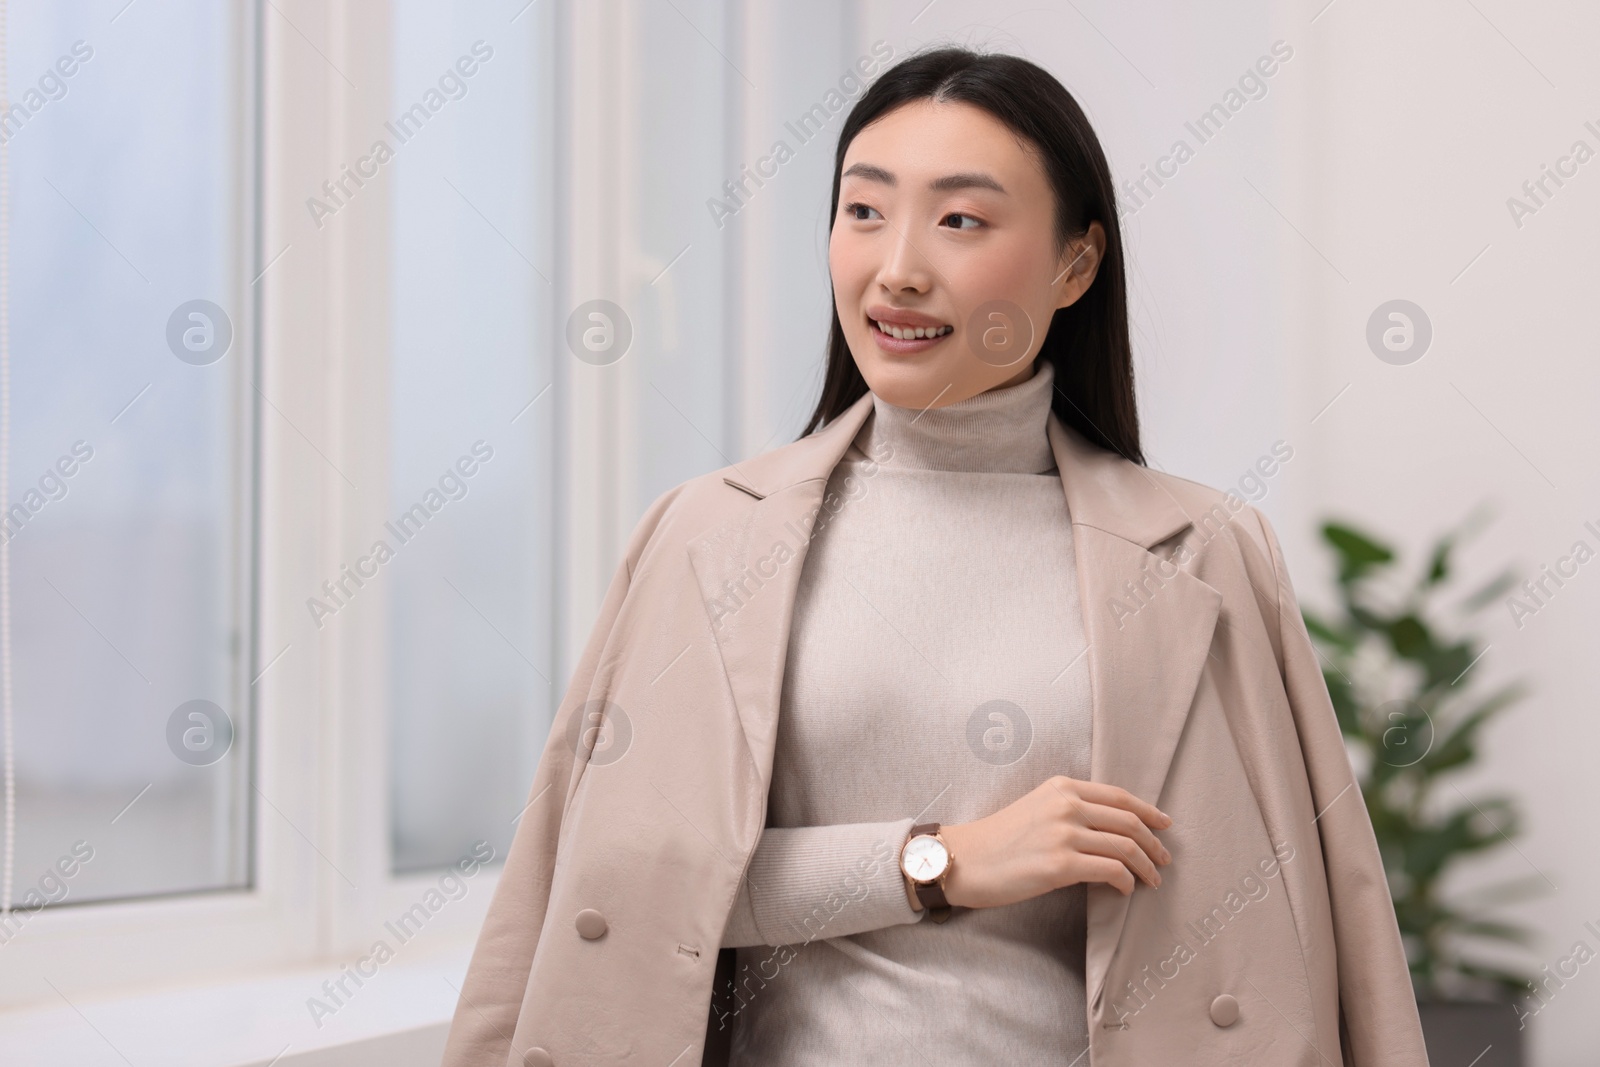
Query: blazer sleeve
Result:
<box><xmin>1246</xmin><ymin>504</ymin><xmax>1431</xmax><ymax>1067</ymax></box>
<box><xmin>439</xmin><ymin>486</ymin><xmax>682</xmax><ymax>1067</ymax></box>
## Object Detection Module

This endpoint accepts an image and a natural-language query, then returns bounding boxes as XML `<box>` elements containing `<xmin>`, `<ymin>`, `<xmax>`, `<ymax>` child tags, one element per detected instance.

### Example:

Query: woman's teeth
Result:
<box><xmin>872</xmin><ymin>319</ymin><xmax>953</xmax><ymax>341</ymax></box>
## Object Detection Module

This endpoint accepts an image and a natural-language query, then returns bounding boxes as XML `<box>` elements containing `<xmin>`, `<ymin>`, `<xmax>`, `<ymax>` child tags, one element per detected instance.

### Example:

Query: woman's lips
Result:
<box><xmin>867</xmin><ymin>314</ymin><xmax>955</xmax><ymax>355</ymax></box>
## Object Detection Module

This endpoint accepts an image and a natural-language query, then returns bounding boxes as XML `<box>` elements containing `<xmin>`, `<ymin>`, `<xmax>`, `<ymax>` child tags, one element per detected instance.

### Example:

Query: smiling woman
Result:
<box><xmin>440</xmin><ymin>45</ymin><xmax>1429</xmax><ymax>1067</ymax></box>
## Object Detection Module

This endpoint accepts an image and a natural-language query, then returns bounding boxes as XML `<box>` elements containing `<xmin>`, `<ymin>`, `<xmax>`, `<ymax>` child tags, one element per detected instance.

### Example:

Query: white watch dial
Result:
<box><xmin>901</xmin><ymin>835</ymin><xmax>950</xmax><ymax>882</ymax></box>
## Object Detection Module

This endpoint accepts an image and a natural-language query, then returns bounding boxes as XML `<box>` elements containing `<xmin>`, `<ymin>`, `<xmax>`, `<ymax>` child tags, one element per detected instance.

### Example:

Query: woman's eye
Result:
<box><xmin>943</xmin><ymin>212</ymin><xmax>981</xmax><ymax>230</ymax></box>
<box><xmin>844</xmin><ymin>201</ymin><xmax>881</xmax><ymax>221</ymax></box>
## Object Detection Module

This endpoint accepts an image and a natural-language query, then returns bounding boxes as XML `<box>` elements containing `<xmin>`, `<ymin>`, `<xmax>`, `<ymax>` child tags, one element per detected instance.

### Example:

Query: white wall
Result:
<box><xmin>1290</xmin><ymin>3</ymin><xmax>1600</xmax><ymax>1064</ymax></box>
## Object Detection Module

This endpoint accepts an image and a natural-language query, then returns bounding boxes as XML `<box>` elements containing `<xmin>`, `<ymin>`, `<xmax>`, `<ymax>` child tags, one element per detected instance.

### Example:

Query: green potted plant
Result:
<box><xmin>1301</xmin><ymin>507</ymin><xmax>1545</xmax><ymax>1066</ymax></box>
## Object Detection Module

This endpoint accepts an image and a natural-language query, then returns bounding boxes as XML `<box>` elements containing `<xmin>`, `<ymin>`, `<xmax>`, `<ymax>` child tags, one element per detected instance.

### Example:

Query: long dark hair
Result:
<box><xmin>800</xmin><ymin>46</ymin><xmax>1142</xmax><ymax>464</ymax></box>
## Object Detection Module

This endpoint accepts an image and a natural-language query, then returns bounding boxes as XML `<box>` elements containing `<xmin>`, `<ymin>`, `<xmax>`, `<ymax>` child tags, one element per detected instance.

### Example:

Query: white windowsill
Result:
<box><xmin>0</xmin><ymin>939</ymin><xmax>473</xmax><ymax>1067</ymax></box>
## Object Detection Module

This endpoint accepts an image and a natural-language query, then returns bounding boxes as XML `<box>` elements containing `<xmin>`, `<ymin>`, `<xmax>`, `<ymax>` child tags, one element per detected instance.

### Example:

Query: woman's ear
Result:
<box><xmin>1053</xmin><ymin>220</ymin><xmax>1106</xmax><ymax>310</ymax></box>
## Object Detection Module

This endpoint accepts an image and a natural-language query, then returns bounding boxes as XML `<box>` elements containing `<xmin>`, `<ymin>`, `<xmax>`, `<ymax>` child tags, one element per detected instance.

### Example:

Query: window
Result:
<box><xmin>5</xmin><ymin>0</ymin><xmax>252</xmax><ymax>910</ymax></box>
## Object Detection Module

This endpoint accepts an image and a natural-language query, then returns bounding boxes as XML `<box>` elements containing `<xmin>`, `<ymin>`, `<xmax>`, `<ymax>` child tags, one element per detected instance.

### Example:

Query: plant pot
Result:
<box><xmin>1416</xmin><ymin>998</ymin><xmax>1524</xmax><ymax>1066</ymax></box>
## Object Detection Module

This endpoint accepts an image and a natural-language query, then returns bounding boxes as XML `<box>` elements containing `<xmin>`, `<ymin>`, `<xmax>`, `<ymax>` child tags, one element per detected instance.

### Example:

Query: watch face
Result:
<box><xmin>901</xmin><ymin>835</ymin><xmax>949</xmax><ymax>882</ymax></box>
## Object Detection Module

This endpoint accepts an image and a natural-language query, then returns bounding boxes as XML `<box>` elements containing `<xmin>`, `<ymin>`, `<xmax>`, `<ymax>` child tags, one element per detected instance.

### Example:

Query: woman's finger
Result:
<box><xmin>1069</xmin><ymin>825</ymin><xmax>1162</xmax><ymax>888</ymax></box>
<box><xmin>1074</xmin><ymin>778</ymin><xmax>1171</xmax><ymax>828</ymax></box>
<box><xmin>1078</xmin><ymin>800</ymin><xmax>1171</xmax><ymax>867</ymax></box>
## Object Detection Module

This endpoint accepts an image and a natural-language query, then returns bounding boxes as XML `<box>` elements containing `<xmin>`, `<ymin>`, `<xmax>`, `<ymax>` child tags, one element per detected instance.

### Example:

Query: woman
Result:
<box><xmin>441</xmin><ymin>47</ymin><xmax>1428</xmax><ymax>1067</ymax></box>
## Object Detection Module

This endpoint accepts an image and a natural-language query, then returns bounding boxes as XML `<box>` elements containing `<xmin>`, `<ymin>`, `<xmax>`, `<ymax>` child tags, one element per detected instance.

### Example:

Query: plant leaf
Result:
<box><xmin>1303</xmin><ymin>609</ymin><xmax>1355</xmax><ymax>651</ymax></box>
<box><xmin>1423</xmin><ymin>535</ymin><xmax>1452</xmax><ymax>587</ymax></box>
<box><xmin>1323</xmin><ymin>522</ymin><xmax>1395</xmax><ymax>582</ymax></box>
<box><xmin>1458</xmin><ymin>569</ymin><xmax>1518</xmax><ymax>613</ymax></box>
<box><xmin>1449</xmin><ymin>918</ymin><xmax>1537</xmax><ymax>946</ymax></box>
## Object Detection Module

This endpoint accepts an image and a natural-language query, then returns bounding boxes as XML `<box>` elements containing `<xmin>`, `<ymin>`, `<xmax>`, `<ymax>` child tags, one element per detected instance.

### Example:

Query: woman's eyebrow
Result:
<box><xmin>841</xmin><ymin>162</ymin><xmax>1007</xmax><ymax>194</ymax></box>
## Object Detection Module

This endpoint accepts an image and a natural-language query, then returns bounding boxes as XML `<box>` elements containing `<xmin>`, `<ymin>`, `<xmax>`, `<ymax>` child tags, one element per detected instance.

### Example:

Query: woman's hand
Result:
<box><xmin>904</xmin><ymin>776</ymin><xmax>1173</xmax><ymax>912</ymax></box>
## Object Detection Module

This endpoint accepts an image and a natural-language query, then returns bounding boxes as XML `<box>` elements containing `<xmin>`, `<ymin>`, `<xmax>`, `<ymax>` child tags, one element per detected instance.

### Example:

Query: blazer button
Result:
<box><xmin>523</xmin><ymin>1048</ymin><xmax>554</xmax><ymax>1067</ymax></box>
<box><xmin>1209</xmin><ymin>993</ymin><xmax>1240</xmax><ymax>1027</ymax></box>
<box><xmin>574</xmin><ymin>908</ymin><xmax>608</xmax><ymax>939</ymax></box>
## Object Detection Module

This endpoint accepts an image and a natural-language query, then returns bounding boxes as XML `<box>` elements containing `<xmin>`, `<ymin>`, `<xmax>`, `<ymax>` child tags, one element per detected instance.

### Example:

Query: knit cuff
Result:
<box><xmin>729</xmin><ymin>817</ymin><xmax>922</xmax><ymax>947</ymax></box>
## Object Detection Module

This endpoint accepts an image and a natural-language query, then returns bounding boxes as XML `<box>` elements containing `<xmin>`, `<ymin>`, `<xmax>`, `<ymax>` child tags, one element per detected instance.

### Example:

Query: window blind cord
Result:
<box><xmin>0</xmin><ymin>0</ymin><xmax>13</xmax><ymax>922</ymax></box>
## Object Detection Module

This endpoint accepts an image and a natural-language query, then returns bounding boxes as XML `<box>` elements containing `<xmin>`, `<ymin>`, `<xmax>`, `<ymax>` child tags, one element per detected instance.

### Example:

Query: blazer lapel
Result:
<box><xmin>686</xmin><ymin>387</ymin><xmax>1222</xmax><ymax>1014</ymax></box>
<box><xmin>1046</xmin><ymin>416</ymin><xmax>1222</xmax><ymax>1014</ymax></box>
<box><xmin>685</xmin><ymin>390</ymin><xmax>877</xmax><ymax>795</ymax></box>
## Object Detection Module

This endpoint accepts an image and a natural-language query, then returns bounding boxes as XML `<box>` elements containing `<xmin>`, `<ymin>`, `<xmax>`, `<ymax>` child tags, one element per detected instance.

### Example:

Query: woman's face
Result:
<box><xmin>829</xmin><ymin>99</ymin><xmax>1105</xmax><ymax>410</ymax></box>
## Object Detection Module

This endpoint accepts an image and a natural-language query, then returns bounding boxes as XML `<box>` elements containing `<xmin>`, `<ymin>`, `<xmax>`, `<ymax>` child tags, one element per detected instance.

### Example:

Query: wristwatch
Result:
<box><xmin>899</xmin><ymin>822</ymin><xmax>955</xmax><ymax>924</ymax></box>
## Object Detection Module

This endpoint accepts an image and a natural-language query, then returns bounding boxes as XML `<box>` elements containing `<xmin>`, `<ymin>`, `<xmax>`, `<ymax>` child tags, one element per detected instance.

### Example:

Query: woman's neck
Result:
<box><xmin>853</xmin><ymin>359</ymin><xmax>1058</xmax><ymax>474</ymax></box>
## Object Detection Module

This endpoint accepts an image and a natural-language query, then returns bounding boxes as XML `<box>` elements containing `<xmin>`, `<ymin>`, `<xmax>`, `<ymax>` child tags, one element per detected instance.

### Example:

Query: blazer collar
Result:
<box><xmin>688</xmin><ymin>384</ymin><xmax>1221</xmax><ymax>1013</ymax></box>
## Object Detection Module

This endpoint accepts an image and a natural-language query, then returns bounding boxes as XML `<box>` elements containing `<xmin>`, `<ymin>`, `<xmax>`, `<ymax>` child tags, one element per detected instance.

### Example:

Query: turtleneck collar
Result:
<box><xmin>852</xmin><ymin>358</ymin><xmax>1058</xmax><ymax>474</ymax></box>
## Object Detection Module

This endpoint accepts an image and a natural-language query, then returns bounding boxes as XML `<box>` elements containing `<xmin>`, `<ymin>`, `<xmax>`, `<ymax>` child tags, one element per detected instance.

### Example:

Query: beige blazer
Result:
<box><xmin>439</xmin><ymin>388</ymin><xmax>1430</xmax><ymax>1067</ymax></box>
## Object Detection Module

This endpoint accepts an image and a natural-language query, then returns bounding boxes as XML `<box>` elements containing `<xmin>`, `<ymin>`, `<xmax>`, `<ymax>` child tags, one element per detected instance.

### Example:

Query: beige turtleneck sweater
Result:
<box><xmin>719</xmin><ymin>359</ymin><xmax>1093</xmax><ymax>1065</ymax></box>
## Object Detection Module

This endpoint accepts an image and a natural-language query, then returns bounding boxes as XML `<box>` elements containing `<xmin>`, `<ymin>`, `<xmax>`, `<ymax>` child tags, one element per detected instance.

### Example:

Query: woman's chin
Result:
<box><xmin>857</xmin><ymin>354</ymin><xmax>992</xmax><ymax>411</ymax></box>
